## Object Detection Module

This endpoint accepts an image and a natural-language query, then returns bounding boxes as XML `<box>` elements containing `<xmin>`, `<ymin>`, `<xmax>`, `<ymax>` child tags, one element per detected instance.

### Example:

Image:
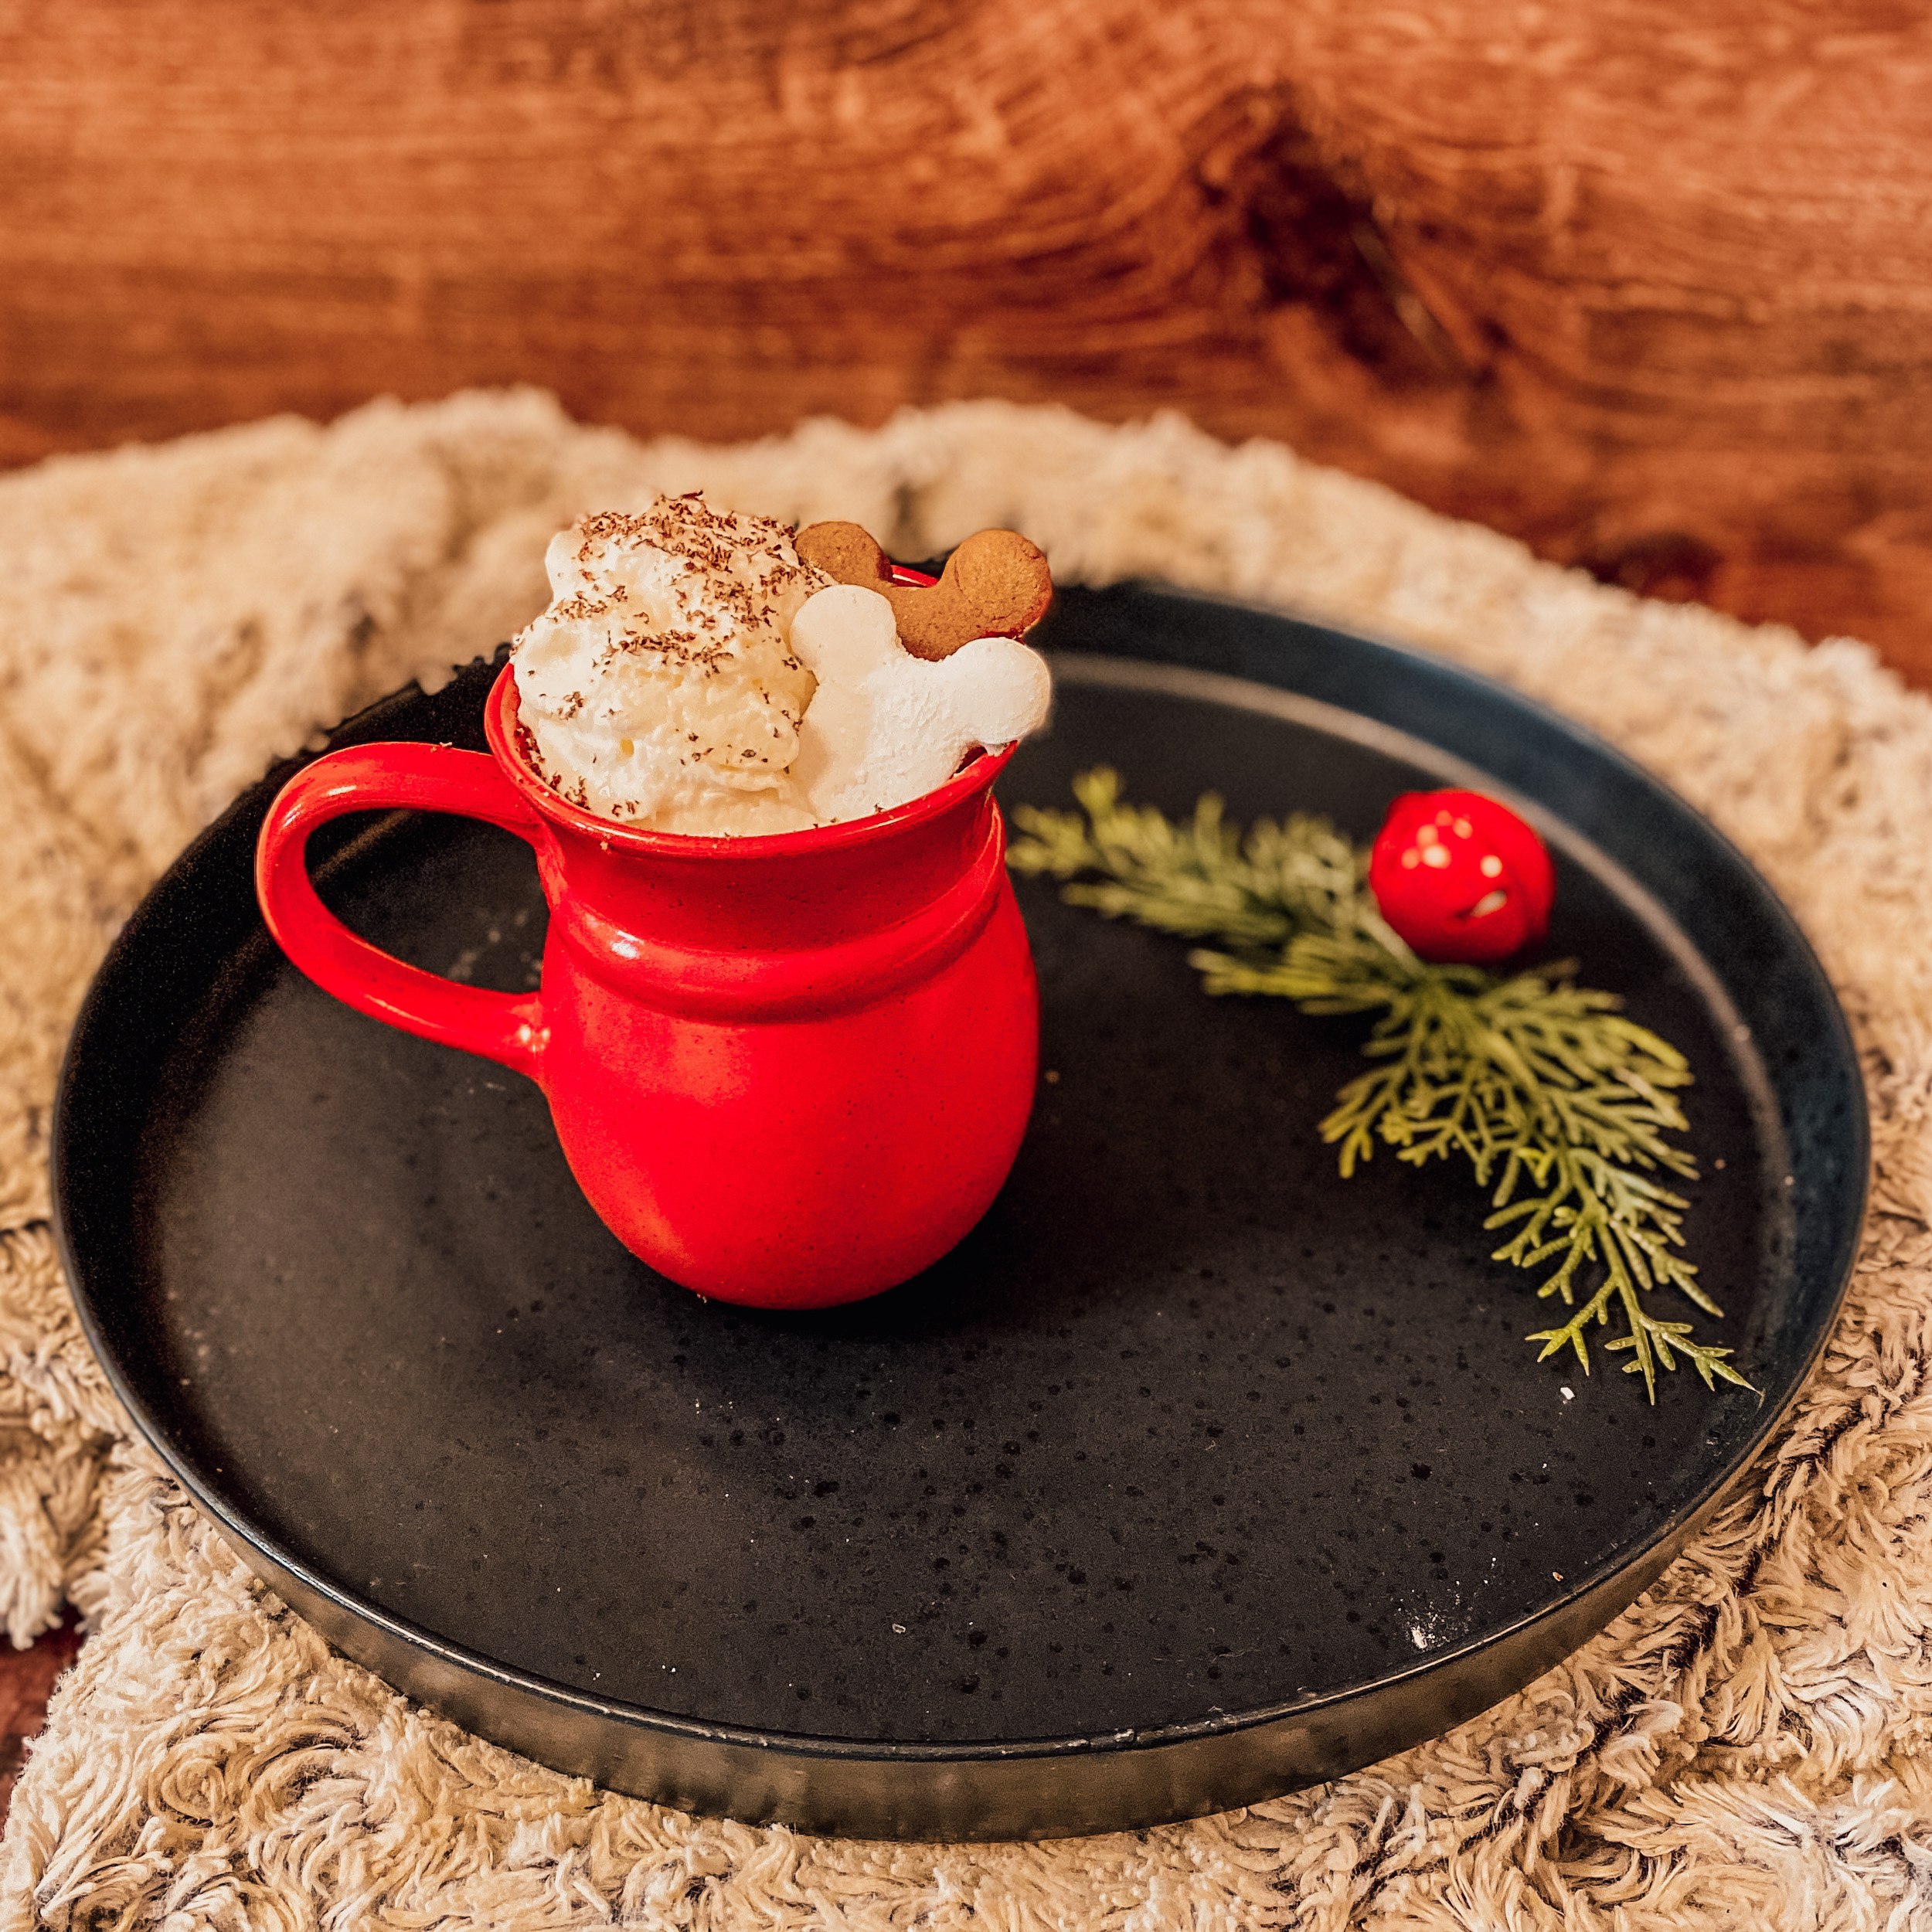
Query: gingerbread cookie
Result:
<box><xmin>794</xmin><ymin>522</ymin><xmax>1053</xmax><ymax>662</ymax></box>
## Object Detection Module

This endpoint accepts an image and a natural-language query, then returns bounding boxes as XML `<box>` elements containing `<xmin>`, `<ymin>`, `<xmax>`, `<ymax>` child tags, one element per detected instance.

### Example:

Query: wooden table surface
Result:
<box><xmin>3</xmin><ymin>0</ymin><xmax>1930</xmax><ymax>679</ymax></box>
<box><xmin>0</xmin><ymin>1617</ymin><xmax>84</xmax><ymax>1828</ymax></box>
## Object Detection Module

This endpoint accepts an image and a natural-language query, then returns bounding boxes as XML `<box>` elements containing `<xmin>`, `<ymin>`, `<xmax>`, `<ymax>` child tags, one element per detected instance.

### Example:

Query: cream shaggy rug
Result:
<box><xmin>0</xmin><ymin>391</ymin><xmax>1928</xmax><ymax>1929</ymax></box>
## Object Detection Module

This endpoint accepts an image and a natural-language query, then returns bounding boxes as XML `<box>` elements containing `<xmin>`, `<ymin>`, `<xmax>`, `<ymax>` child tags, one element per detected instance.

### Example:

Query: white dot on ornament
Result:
<box><xmin>1423</xmin><ymin>845</ymin><xmax>1451</xmax><ymax>868</ymax></box>
<box><xmin>1454</xmin><ymin>818</ymin><xmax>1471</xmax><ymax>838</ymax></box>
<box><xmin>1480</xmin><ymin>854</ymin><xmax>1503</xmax><ymax>879</ymax></box>
<box><xmin>1470</xmin><ymin>889</ymin><xmax>1508</xmax><ymax>917</ymax></box>
<box><xmin>1434</xmin><ymin>810</ymin><xmax>1452</xmax><ymax>826</ymax></box>
<box><xmin>1402</xmin><ymin>849</ymin><xmax>1420</xmax><ymax>868</ymax></box>
<box><xmin>1417</xmin><ymin>824</ymin><xmax>1438</xmax><ymax>845</ymax></box>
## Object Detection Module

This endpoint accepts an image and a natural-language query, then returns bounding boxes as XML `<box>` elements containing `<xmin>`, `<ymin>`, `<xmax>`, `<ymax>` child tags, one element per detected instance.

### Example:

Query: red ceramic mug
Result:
<box><xmin>254</xmin><ymin>658</ymin><xmax>1039</xmax><ymax>1310</ymax></box>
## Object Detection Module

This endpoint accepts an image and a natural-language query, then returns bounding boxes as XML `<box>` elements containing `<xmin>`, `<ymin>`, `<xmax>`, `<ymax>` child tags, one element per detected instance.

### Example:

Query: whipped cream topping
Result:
<box><xmin>512</xmin><ymin>498</ymin><xmax>827</xmax><ymax>836</ymax></box>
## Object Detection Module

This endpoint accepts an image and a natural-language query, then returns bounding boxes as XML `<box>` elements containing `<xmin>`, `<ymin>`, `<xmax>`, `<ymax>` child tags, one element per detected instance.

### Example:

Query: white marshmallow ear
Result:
<box><xmin>787</xmin><ymin>588</ymin><xmax>896</xmax><ymax>814</ymax></box>
<box><xmin>933</xmin><ymin>636</ymin><xmax>1053</xmax><ymax>747</ymax></box>
<box><xmin>790</xmin><ymin>584</ymin><xmax>900</xmax><ymax>680</ymax></box>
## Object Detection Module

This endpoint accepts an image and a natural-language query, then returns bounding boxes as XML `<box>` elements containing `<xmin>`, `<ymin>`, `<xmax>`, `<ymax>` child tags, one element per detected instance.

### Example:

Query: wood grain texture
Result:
<box><xmin>0</xmin><ymin>1614</ymin><xmax>83</xmax><ymax>1828</ymax></box>
<box><xmin>3</xmin><ymin>0</ymin><xmax>1930</xmax><ymax>673</ymax></box>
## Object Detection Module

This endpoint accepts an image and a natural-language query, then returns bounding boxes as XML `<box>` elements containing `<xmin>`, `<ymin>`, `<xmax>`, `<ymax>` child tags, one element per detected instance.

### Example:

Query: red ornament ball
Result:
<box><xmin>1367</xmin><ymin>790</ymin><xmax>1555</xmax><ymax>964</ymax></box>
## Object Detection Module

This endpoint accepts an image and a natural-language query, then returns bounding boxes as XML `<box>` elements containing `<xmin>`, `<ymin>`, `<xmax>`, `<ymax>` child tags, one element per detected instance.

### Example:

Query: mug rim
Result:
<box><xmin>484</xmin><ymin>662</ymin><xmax>1018</xmax><ymax>859</ymax></box>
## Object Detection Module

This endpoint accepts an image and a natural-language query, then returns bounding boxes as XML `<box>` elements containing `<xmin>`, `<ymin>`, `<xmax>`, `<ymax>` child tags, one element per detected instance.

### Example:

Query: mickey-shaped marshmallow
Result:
<box><xmin>795</xmin><ymin>523</ymin><xmax>1053</xmax><ymax>662</ymax></box>
<box><xmin>789</xmin><ymin>585</ymin><xmax>1052</xmax><ymax>823</ymax></box>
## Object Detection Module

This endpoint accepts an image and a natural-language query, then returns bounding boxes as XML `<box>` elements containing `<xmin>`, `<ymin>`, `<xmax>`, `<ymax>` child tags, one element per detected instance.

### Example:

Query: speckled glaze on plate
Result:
<box><xmin>53</xmin><ymin>584</ymin><xmax>1865</xmax><ymax>1842</ymax></box>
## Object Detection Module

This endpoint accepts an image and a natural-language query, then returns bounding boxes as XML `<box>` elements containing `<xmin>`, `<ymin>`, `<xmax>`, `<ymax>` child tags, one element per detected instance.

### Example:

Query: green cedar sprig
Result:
<box><xmin>1007</xmin><ymin>769</ymin><xmax>1751</xmax><ymax>1401</ymax></box>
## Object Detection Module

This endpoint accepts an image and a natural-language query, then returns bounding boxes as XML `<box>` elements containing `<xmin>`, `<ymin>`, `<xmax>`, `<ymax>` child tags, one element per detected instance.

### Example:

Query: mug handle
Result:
<box><xmin>255</xmin><ymin>742</ymin><xmax>551</xmax><ymax>1082</ymax></box>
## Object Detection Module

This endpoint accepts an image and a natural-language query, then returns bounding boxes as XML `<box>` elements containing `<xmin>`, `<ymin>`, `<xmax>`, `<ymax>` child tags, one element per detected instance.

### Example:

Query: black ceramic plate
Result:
<box><xmin>54</xmin><ymin>585</ymin><xmax>1866</xmax><ymax>1843</ymax></box>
